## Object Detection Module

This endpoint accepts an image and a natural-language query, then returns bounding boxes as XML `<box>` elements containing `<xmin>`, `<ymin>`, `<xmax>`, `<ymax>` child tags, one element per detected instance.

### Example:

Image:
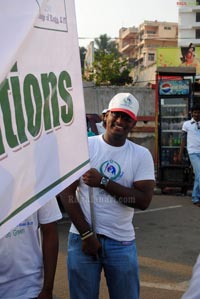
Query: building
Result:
<box><xmin>84</xmin><ymin>41</ymin><xmax>95</xmax><ymax>79</ymax></box>
<box><xmin>178</xmin><ymin>0</ymin><xmax>200</xmax><ymax>47</ymax></box>
<box><xmin>118</xmin><ymin>20</ymin><xmax>178</xmax><ymax>69</ymax></box>
<box><xmin>178</xmin><ymin>1</ymin><xmax>200</xmax><ymax>92</ymax></box>
<box><xmin>118</xmin><ymin>26</ymin><xmax>138</xmax><ymax>65</ymax></box>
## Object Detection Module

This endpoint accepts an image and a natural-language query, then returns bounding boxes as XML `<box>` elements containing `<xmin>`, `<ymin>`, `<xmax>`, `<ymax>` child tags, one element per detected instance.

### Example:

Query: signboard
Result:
<box><xmin>0</xmin><ymin>0</ymin><xmax>90</xmax><ymax>238</ymax></box>
<box><xmin>159</xmin><ymin>79</ymin><xmax>191</xmax><ymax>96</ymax></box>
<box><xmin>157</xmin><ymin>45</ymin><xmax>200</xmax><ymax>75</ymax></box>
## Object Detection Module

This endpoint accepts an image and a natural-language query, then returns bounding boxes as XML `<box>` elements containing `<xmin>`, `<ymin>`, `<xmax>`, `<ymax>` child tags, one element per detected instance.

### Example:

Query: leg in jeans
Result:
<box><xmin>67</xmin><ymin>233</ymin><xmax>102</xmax><ymax>299</ymax></box>
<box><xmin>189</xmin><ymin>153</ymin><xmax>200</xmax><ymax>203</ymax></box>
<box><xmin>101</xmin><ymin>237</ymin><xmax>139</xmax><ymax>299</ymax></box>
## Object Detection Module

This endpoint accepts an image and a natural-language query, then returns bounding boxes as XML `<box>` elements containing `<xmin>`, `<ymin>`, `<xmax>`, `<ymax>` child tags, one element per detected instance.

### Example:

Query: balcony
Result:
<box><xmin>192</xmin><ymin>5</ymin><xmax>200</xmax><ymax>12</ymax></box>
<box><xmin>120</xmin><ymin>27</ymin><xmax>137</xmax><ymax>40</ymax></box>
<box><xmin>142</xmin><ymin>33</ymin><xmax>159</xmax><ymax>39</ymax></box>
<box><xmin>191</xmin><ymin>21</ymin><xmax>200</xmax><ymax>28</ymax></box>
<box><xmin>137</xmin><ymin>52</ymin><xmax>145</xmax><ymax>60</ymax></box>
<box><xmin>179</xmin><ymin>5</ymin><xmax>200</xmax><ymax>12</ymax></box>
<box><xmin>121</xmin><ymin>43</ymin><xmax>136</xmax><ymax>53</ymax></box>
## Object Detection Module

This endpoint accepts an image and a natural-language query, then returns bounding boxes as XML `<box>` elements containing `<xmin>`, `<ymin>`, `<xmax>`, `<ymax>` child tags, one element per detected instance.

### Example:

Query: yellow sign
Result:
<box><xmin>157</xmin><ymin>44</ymin><xmax>200</xmax><ymax>75</ymax></box>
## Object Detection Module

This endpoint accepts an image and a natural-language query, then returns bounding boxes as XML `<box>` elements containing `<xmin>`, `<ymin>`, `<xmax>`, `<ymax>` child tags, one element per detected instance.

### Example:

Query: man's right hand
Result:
<box><xmin>82</xmin><ymin>235</ymin><xmax>101</xmax><ymax>257</ymax></box>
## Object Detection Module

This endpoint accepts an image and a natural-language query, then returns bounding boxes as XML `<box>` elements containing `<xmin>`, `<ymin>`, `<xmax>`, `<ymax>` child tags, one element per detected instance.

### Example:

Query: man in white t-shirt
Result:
<box><xmin>60</xmin><ymin>93</ymin><xmax>155</xmax><ymax>299</ymax></box>
<box><xmin>178</xmin><ymin>104</ymin><xmax>200</xmax><ymax>206</ymax></box>
<box><xmin>0</xmin><ymin>198</ymin><xmax>62</xmax><ymax>299</ymax></box>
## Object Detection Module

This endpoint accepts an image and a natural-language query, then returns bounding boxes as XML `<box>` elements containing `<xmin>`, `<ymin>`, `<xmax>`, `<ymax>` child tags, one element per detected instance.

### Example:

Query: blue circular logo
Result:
<box><xmin>100</xmin><ymin>160</ymin><xmax>121</xmax><ymax>180</ymax></box>
<box><xmin>161</xmin><ymin>82</ymin><xmax>171</xmax><ymax>93</ymax></box>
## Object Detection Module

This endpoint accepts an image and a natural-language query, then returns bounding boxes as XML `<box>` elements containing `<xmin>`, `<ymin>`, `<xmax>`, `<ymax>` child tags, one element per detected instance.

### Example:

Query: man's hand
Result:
<box><xmin>82</xmin><ymin>168</ymin><xmax>102</xmax><ymax>187</ymax></box>
<box><xmin>82</xmin><ymin>234</ymin><xmax>102</xmax><ymax>257</ymax></box>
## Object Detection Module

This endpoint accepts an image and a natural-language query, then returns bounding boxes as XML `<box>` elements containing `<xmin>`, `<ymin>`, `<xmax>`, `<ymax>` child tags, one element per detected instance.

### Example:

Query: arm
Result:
<box><xmin>38</xmin><ymin>222</ymin><xmax>59</xmax><ymax>299</ymax></box>
<box><xmin>82</xmin><ymin>168</ymin><xmax>155</xmax><ymax>210</ymax></box>
<box><xmin>59</xmin><ymin>181</ymin><xmax>101</xmax><ymax>257</ymax></box>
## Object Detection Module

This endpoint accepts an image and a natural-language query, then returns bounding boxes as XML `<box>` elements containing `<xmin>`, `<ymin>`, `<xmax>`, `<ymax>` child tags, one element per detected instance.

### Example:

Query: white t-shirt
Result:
<box><xmin>70</xmin><ymin>135</ymin><xmax>155</xmax><ymax>241</ymax></box>
<box><xmin>96</xmin><ymin>122</ymin><xmax>106</xmax><ymax>135</ymax></box>
<box><xmin>0</xmin><ymin>198</ymin><xmax>62</xmax><ymax>299</ymax></box>
<box><xmin>182</xmin><ymin>118</ymin><xmax>200</xmax><ymax>154</ymax></box>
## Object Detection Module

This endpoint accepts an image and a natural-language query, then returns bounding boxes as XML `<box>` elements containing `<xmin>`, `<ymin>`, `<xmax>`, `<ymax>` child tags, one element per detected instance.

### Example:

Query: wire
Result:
<box><xmin>78</xmin><ymin>36</ymin><xmax>200</xmax><ymax>41</ymax></box>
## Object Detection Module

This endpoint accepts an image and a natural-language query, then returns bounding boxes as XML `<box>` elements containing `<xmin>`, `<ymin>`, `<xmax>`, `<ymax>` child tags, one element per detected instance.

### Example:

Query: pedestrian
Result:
<box><xmin>0</xmin><ymin>197</ymin><xmax>62</xmax><ymax>299</ymax></box>
<box><xmin>60</xmin><ymin>93</ymin><xmax>155</xmax><ymax>299</ymax></box>
<box><xmin>182</xmin><ymin>254</ymin><xmax>200</xmax><ymax>299</ymax></box>
<box><xmin>178</xmin><ymin>104</ymin><xmax>200</xmax><ymax>206</ymax></box>
<box><xmin>96</xmin><ymin>108</ymin><xmax>108</xmax><ymax>134</ymax></box>
<box><xmin>86</xmin><ymin>116</ymin><xmax>96</xmax><ymax>136</ymax></box>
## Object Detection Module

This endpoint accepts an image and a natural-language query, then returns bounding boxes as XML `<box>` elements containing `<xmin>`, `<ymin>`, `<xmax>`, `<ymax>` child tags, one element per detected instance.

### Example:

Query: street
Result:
<box><xmin>54</xmin><ymin>193</ymin><xmax>200</xmax><ymax>299</ymax></box>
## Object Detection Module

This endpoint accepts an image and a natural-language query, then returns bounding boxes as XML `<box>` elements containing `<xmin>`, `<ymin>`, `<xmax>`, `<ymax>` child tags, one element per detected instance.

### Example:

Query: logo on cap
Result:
<box><xmin>123</xmin><ymin>96</ymin><xmax>133</xmax><ymax>107</ymax></box>
<box><xmin>108</xmin><ymin>93</ymin><xmax>139</xmax><ymax>121</ymax></box>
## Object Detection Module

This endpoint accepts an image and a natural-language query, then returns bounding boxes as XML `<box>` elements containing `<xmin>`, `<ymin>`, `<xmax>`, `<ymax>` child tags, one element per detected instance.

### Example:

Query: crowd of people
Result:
<box><xmin>1</xmin><ymin>92</ymin><xmax>200</xmax><ymax>299</ymax></box>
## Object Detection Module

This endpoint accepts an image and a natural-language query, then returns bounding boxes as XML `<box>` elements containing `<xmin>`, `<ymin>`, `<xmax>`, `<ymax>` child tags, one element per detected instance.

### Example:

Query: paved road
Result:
<box><xmin>54</xmin><ymin>194</ymin><xmax>200</xmax><ymax>299</ymax></box>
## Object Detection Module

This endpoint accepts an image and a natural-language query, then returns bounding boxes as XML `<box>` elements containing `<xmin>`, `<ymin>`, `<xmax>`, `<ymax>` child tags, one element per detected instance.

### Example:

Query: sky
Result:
<box><xmin>74</xmin><ymin>0</ymin><xmax>179</xmax><ymax>48</ymax></box>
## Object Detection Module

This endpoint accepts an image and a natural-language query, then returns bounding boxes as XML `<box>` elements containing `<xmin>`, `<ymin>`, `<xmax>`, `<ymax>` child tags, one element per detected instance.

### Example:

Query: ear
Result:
<box><xmin>105</xmin><ymin>111</ymin><xmax>109</xmax><ymax>119</ymax></box>
<box><xmin>131</xmin><ymin>120</ymin><xmax>137</xmax><ymax>129</ymax></box>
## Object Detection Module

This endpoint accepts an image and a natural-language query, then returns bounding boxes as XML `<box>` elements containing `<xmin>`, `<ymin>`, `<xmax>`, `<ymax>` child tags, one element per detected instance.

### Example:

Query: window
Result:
<box><xmin>196</xmin><ymin>12</ymin><xmax>200</xmax><ymax>22</ymax></box>
<box><xmin>148</xmin><ymin>53</ymin><xmax>155</xmax><ymax>61</ymax></box>
<box><xmin>164</xmin><ymin>26</ymin><xmax>171</xmax><ymax>30</ymax></box>
<box><xmin>196</xmin><ymin>29</ymin><xmax>200</xmax><ymax>39</ymax></box>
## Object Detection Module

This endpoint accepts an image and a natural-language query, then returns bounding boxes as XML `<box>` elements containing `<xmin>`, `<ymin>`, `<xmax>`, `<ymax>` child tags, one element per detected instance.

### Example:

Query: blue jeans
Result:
<box><xmin>189</xmin><ymin>153</ymin><xmax>200</xmax><ymax>203</ymax></box>
<box><xmin>67</xmin><ymin>232</ymin><xmax>139</xmax><ymax>299</ymax></box>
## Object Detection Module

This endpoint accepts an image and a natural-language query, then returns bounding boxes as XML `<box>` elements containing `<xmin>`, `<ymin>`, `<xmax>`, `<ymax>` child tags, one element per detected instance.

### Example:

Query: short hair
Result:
<box><xmin>191</xmin><ymin>104</ymin><xmax>200</xmax><ymax>112</ymax></box>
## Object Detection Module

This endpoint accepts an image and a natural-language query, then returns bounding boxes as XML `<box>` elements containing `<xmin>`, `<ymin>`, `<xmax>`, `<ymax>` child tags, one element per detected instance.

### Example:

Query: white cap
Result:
<box><xmin>108</xmin><ymin>93</ymin><xmax>139</xmax><ymax>121</ymax></box>
<box><xmin>102</xmin><ymin>109</ymin><xmax>108</xmax><ymax>114</ymax></box>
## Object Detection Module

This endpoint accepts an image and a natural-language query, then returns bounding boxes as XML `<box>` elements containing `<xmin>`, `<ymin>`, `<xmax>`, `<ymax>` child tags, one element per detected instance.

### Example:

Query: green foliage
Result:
<box><xmin>87</xmin><ymin>34</ymin><xmax>132</xmax><ymax>86</ymax></box>
<box><xmin>91</xmin><ymin>52</ymin><xmax>132</xmax><ymax>86</ymax></box>
<box><xmin>94</xmin><ymin>34</ymin><xmax>119</xmax><ymax>58</ymax></box>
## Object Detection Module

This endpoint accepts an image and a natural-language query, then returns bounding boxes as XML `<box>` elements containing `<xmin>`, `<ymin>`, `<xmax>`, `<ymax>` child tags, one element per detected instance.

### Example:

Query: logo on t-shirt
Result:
<box><xmin>100</xmin><ymin>160</ymin><xmax>123</xmax><ymax>180</ymax></box>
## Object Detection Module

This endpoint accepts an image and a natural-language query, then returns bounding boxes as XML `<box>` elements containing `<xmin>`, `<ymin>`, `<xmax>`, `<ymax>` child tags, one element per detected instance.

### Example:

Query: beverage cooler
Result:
<box><xmin>157</xmin><ymin>79</ymin><xmax>194</xmax><ymax>193</ymax></box>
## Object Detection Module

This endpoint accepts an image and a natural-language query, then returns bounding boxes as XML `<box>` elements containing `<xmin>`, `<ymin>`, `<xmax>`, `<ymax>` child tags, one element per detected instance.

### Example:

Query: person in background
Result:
<box><xmin>0</xmin><ymin>198</ymin><xmax>62</xmax><ymax>299</ymax></box>
<box><xmin>60</xmin><ymin>93</ymin><xmax>155</xmax><ymax>299</ymax></box>
<box><xmin>182</xmin><ymin>254</ymin><xmax>200</xmax><ymax>299</ymax></box>
<box><xmin>96</xmin><ymin>108</ymin><xmax>108</xmax><ymax>134</ymax></box>
<box><xmin>178</xmin><ymin>104</ymin><xmax>200</xmax><ymax>207</ymax></box>
<box><xmin>86</xmin><ymin>116</ymin><xmax>96</xmax><ymax>137</ymax></box>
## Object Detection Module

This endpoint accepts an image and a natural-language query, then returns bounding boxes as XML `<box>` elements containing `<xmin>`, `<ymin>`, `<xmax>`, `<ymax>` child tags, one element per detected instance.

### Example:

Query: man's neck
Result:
<box><xmin>103</xmin><ymin>133</ymin><xmax>126</xmax><ymax>147</ymax></box>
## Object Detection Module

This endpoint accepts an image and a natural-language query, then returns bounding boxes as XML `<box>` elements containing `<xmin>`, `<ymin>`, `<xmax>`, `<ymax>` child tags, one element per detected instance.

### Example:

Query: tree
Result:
<box><xmin>83</xmin><ymin>34</ymin><xmax>132</xmax><ymax>85</ymax></box>
<box><xmin>94</xmin><ymin>34</ymin><xmax>119</xmax><ymax>58</ymax></box>
<box><xmin>91</xmin><ymin>52</ymin><xmax>132</xmax><ymax>86</ymax></box>
<box><xmin>79</xmin><ymin>46</ymin><xmax>87</xmax><ymax>74</ymax></box>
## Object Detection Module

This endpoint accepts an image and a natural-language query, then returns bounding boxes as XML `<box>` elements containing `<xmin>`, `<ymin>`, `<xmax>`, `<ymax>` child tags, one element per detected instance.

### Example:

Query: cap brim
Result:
<box><xmin>110</xmin><ymin>108</ymin><xmax>137</xmax><ymax>121</ymax></box>
<box><xmin>102</xmin><ymin>109</ymin><xmax>108</xmax><ymax>114</ymax></box>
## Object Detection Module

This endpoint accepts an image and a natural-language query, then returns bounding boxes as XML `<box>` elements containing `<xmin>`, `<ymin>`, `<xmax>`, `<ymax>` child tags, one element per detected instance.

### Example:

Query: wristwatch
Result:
<box><xmin>100</xmin><ymin>176</ymin><xmax>109</xmax><ymax>188</ymax></box>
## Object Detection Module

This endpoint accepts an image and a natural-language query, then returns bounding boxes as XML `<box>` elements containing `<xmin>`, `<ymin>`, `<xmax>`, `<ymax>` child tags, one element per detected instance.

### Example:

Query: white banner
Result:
<box><xmin>0</xmin><ymin>0</ymin><xmax>90</xmax><ymax>238</ymax></box>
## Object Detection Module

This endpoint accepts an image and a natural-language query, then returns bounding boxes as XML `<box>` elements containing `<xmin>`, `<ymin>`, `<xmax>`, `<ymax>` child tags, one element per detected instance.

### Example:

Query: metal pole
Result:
<box><xmin>89</xmin><ymin>186</ymin><xmax>97</xmax><ymax>237</ymax></box>
<box><xmin>89</xmin><ymin>186</ymin><xmax>99</xmax><ymax>260</ymax></box>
